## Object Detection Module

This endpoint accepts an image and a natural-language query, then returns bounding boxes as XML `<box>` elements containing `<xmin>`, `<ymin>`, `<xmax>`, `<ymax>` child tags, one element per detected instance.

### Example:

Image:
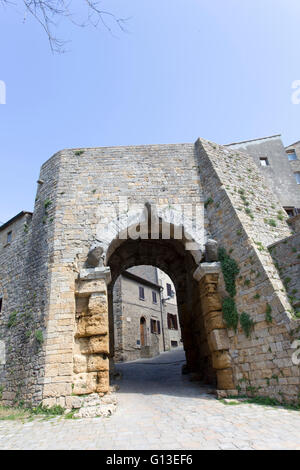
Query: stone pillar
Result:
<box><xmin>73</xmin><ymin>267</ymin><xmax>111</xmax><ymax>395</ymax></box>
<box><xmin>193</xmin><ymin>262</ymin><xmax>234</xmax><ymax>392</ymax></box>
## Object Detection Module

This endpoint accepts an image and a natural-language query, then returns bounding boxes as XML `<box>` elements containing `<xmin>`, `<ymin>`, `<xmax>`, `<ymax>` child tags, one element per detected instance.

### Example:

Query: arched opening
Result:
<box><xmin>74</xmin><ymin>208</ymin><xmax>233</xmax><ymax>398</ymax></box>
<box><xmin>106</xmin><ymin>236</ymin><xmax>217</xmax><ymax>389</ymax></box>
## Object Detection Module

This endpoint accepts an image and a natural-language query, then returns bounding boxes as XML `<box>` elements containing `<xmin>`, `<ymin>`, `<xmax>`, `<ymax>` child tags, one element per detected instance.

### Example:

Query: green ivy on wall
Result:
<box><xmin>219</xmin><ymin>247</ymin><xmax>255</xmax><ymax>338</ymax></box>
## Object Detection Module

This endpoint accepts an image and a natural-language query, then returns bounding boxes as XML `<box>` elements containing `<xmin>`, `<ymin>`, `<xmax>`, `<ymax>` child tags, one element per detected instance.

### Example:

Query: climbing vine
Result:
<box><xmin>240</xmin><ymin>312</ymin><xmax>255</xmax><ymax>338</ymax></box>
<box><xmin>222</xmin><ymin>297</ymin><xmax>239</xmax><ymax>332</ymax></box>
<box><xmin>218</xmin><ymin>247</ymin><xmax>240</xmax><ymax>297</ymax></box>
<box><xmin>219</xmin><ymin>247</ymin><xmax>255</xmax><ymax>338</ymax></box>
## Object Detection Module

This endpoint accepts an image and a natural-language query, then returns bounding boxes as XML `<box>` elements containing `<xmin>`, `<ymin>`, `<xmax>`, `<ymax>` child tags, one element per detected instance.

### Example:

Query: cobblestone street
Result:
<box><xmin>0</xmin><ymin>348</ymin><xmax>300</xmax><ymax>450</ymax></box>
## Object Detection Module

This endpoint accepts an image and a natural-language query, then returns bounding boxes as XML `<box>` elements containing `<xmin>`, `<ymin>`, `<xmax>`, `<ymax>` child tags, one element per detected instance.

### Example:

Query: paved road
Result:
<box><xmin>1</xmin><ymin>348</ymin><xmax>300</xmax><ymax>450</ymax></box>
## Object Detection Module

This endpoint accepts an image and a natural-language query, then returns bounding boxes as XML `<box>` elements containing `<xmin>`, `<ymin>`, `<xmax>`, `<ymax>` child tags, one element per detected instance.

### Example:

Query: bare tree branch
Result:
<box><xmin>0</xmin><ymin>0</ymin><xmax>129</xmax><ymax>53</ymax></box>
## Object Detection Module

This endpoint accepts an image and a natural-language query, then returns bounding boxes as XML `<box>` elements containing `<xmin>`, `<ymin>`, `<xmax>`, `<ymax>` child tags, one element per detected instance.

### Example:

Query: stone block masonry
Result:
<box><xmin>0</xmin><ymin>138</ymin><xmax>299</xmax><ymax>409</ymax></box>
<box><xmin>196</xmin><ymin>138</ymin><xmax>300</xmax><ymax>403</ymax></box>
<box><xmin>269</xmin><ymin>232</ymin><xmax>300</xmax><ymax>317</ymax></box>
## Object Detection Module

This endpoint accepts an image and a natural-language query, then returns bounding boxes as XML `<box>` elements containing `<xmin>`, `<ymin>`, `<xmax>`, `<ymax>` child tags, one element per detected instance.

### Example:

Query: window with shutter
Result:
<box><xmin>139</xmin><ymin>286</ymin><xmax>145</xmax><ymax>300</ymax></box>
<box><xmin>167</xmin><ymin>314</ymin><xmax>178</xmax><ymax>330</ymax></box>
<box><xmin>166</xmin><ymin>283</ymin><xmax>172</xmax><ymax>297</ymax></box>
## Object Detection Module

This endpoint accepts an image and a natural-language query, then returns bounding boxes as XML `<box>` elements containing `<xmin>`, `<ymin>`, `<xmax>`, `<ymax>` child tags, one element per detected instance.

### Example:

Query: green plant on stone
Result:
<box><xmin>265</xmin><ymin>303</ymin><xmax>273</xmax><ymax>324</ymax></box>
<box><xmin>7</xmin><ymin>311</ymin><xmax>18</xmax><ymax>328</ymax></box>
<box><xmin>44</xmin><ymin>199</ymin><xmax>52</xmax><ymax>210</ymax></box>
<box><xmin>222</xmin><ymin>297</ymin><xmax>239</xmax><ymax>332</ymax></box>
<box><xmin>245</xmin><ymin>207</ymin><xmax>254</xmax><ymax>219</ymax></box>
<box><xmin>35</xmin><ymin>329</ymin><xmax>44</xmax><ymax>344</ymax></box>
<box><xmin>240</xmin><ymin>312</ymin><xmax>255</xmax><ymax>338</ymax></box>
<box><xmin>218</xmin><ymin>248</ymin><xmax>240</xmax><ymax>298</ymax></box>
<box><xmin>277</xmin><ymin>211</ymin><xmax>284</xmax><ymax>221</ymax></box>
<box><xmin>266</xmin><ymin>219</ymin><xmax>277</xmax><ymax>228</ymax></box>
<box><xmin>31</xmin><ymin>403</ymin><xmax>64</xmax><ymax>416</ymax></box>
<box><xmin>74</xmin><ymin>150</ymin><xmax>85</xmax><ymax>156</ymax></box>
<box><xmin>204</xmin><ymin>197</ymin><xmax>214</xmax><ymax>209</ymax></box>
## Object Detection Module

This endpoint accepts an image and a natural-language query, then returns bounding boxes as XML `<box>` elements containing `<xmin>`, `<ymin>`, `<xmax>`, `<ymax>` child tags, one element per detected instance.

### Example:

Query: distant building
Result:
<box><xmin>226</xmin><ymin>134</ymin><xmax>300</xmax><ymax>216</ymax></box>
<box><xmin>113</xmin><ymin>266</ymin><xmax>181</xmax><ymax>362</ymax></box>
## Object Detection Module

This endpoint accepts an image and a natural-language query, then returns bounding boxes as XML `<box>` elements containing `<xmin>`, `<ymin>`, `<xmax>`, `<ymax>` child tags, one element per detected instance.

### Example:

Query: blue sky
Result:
<box><xmin>0</xmin><ymin>0</ymin><xmax>300</xmax><ymax>222</ymax></box>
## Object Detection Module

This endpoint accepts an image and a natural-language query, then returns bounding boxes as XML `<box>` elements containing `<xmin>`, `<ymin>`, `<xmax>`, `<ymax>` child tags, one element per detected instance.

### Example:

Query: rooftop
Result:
<box><xmin>0</xmin><ymin>211</ymin><xmax>33</xmax><ymax>232</ymax></box>
<box><xmin>225</xmin><ymin>134</ymin><xmax>282</xmax><ymax>147</ymax></box>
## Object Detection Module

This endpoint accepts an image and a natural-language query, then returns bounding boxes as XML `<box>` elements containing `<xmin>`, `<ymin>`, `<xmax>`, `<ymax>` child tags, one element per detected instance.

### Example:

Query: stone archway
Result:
<box><xmin>106</xmin><ymin>237</ymin><xmax>204</xmax><ymax>377</ymax></box>
<box><xmin>72</xmin><ymin>208</ymin><xmax>235</xmax><ymax>397</ymax></box>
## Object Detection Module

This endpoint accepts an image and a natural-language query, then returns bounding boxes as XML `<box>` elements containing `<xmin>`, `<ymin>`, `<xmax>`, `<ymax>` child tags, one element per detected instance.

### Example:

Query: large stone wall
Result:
<box><xmin>0</xmin><ymin>138</ymin><xmax>299</xmax><ymax>408</ymax></box>
<box><xmin>269</xmin><ymin>234</ymin><xmax>300</xmax><ymax>316</ymax></box>
<box><xmin>31</xmin><ymin>143</ymin><xmax>204</xmax><ymax>407</ymax></box>
<box><xmin>0</xmin><ymin>152</ymin><xmax>63</xmax><ymax>406</ymax></box>
<box><xmin>196</xmin><ymin>138</ymin><xmax>300</xmax><ymax>403</ymax></box>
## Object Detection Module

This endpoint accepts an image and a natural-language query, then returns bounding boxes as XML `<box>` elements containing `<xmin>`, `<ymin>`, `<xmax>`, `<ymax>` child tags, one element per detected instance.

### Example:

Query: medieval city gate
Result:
<box><xmin>0</xmin><ymin>139</ymin><xmax>299</xmax><ymax>408</ymax></box>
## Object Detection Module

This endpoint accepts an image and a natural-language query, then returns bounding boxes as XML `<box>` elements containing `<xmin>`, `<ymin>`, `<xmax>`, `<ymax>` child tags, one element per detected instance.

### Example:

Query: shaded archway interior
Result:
<box><xmin>106</xmin><ymin>238</ymin><xmax>216</xmax><ymax>387</ymax></box>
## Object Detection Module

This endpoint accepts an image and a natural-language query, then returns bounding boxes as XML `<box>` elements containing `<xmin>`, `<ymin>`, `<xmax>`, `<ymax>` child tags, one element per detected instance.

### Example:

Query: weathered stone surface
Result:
<box><xmin>87</xmin><ymin>246</ymin><xmax>103</xmax><ymax>267</ymax></box>
<box><xmin>212</xmin><ymin>351</ymin><xmax>232</xmax><ymax>370</ymax></box>
<box><xmin>75</xmin><ymin>279</ymin><xmax>106</xmax><ymax>296</ymax></box>
<box><xmin>73</xmin><ymin>372</ymin><xmax>98</xmax><ymax>395</ymax></box>
<box><xmin>73</xmin><ymin>354</ymin><xmax>87</xmax><ymax>374</ymax></box>
<box><xmin>72</xmin><ymin>393</ymin><xmax>117</xmax><ymax>418</ymax></box>
<box><xmin>193</xmin><ymin>262</ymin><xmax>221</xmax><ymax>282</ymax></box>
<box><xmin>76</xmin><ymin>313</ymin><xmax>108</xmax><ymax>338</ymax></box>
<box><xmin>87</xmin><ymin>335</ymin><xmax>109</xmax><ymax>354</ymax></box>
<box><xmin>209</xmin><ymin>329</ymin><xmax>229</xmax><ymax>351</ymax></box>
<box><xmin>96</xmin><ymin>371</ymin><xmax>110</xmax><ymax>394</ymax></box>
<box><xmin>201</xmin><ymin>294</ymin><xmax>222</xmax><ymax>315</ymax></box>
<box><xmin>216</xmin><ymin>368</ymin><xmax>235</xmax><ymax>390</ymax></box>
<box><xmin>205</xmin><ymin>239</ymin><xmax>219</xmax><ymax>262</ymax></box>
<box><xmin>205</xmin><ymin>311</ymin><xmax>225</xmax><ymax>334</ymax></box>
<box><xmin>43</xmin><ymin>383</ymin><xmax>72</xmax><ymax>398</ymax></box>
<box><xmin>0</xmin><ymin>340</ymin><xmax>5</xmax><ymax>365</ymax></box>
<box><xmin>87</xmin><ymin>355</ymin><xmax>109</xmax><ymax>372</ymax></box>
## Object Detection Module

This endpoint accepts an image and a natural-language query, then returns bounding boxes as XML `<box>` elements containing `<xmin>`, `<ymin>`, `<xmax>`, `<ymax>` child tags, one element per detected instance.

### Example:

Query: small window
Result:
<box><xmin>166</xmin><ymin>283</ymin><xmax>172</xmax><ymax>297</ymax></box>
<box><xmin>150</xmin><ymin>319</ymin><xmax>160</xmax><ymax>334</ymax></box>
<box><xmin>260</xmin><ymin>157</ymin><xmax>269</xmax><ymax>167</ymax></box>
<box><xmin>284</xmin><ymin>207</ymin><xmax>295</xmax><ymax>217</ymax></box>
<box><xmin>167</xmin><ymin>313</ymin><xmax>178</xmax><ymax>330</ymax></box>
<box><xmin>7</xmin><ymin>231</ymin><xmax>12</xmax><ymax>244</ymax></box>
<box><xmin>295</xmin><ymin>172</ymin><xmax>300</xmax><ymax>184</ymax></box>
<box><xmin>287</xmin><ymin>150</ymin><xmax>297</xmax><ymax>161</ymax></box>
<box><xmin>0</xmin><ymin>297</ymin><xmax>2</xmax><ymax>313</ymax></box>
<box><xmin>139</xmin><ymin>286</ymin><xmax>145</xmax><ymax>300</ymax></box>
<box><xmin>171</xmin><ymin>341</ymin><xmax>178</xmax><ymax>348</ymax></box>
<box><xmin>152</xmin><ymin>291</ymin><xmax>157</xmax><ymax>304</ymax></box>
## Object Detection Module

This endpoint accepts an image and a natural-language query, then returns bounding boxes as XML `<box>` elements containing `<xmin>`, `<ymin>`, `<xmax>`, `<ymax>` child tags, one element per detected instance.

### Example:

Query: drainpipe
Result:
<box><xmin>159</xmin><ymin>287</ymin><xmax>166</xmax><ymax>352</ymax></box>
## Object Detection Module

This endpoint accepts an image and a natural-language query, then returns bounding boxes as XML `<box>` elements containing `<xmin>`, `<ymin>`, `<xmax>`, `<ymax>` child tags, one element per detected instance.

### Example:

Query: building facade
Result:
<box><xmin>113</xmin><ymin>265</ymin><xmax>181</xmax><ymax>362</ymax></box>
<box><xmin>0</xmin><ymin>134</ymin><xmax>299</xmax><ymax>410</ymax></box>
